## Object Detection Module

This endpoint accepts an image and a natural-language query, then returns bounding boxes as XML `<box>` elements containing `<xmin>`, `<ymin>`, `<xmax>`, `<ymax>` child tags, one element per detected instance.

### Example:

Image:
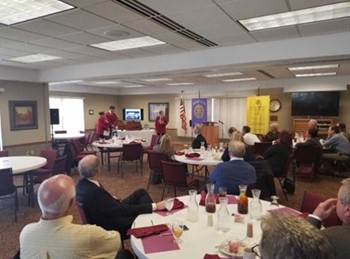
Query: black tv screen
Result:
<box><xmin>122</xmin><ymin>108</ymin><xmax>144</xmax><ymax>121</ymax></box>
<box><xmin>291</xmin><ymin>91</ymin><xmax>339</xmax><ymax>116</ymax></box>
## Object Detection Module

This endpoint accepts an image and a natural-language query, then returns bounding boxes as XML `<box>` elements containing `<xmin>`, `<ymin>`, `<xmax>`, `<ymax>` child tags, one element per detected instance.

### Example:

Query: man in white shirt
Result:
<box><xmin>242</xmin><ymin>125</ymin><xmax>261</xmax><ymax>146</ymax></box>
<box><xmin>20</xmin><ymin>174</ymin><xmax>123</xmax><ymax>259</ymax></box>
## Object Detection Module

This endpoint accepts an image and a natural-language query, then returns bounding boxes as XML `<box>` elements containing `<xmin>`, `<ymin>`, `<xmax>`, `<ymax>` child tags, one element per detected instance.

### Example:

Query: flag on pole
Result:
<box><xmin>180</xmin><ymin>92</ymin><xmax>187</xmax><ymax>134</ymax></box>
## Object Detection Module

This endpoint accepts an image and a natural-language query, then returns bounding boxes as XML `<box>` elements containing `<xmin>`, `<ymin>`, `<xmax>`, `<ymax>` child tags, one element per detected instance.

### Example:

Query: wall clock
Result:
<box><xmin>270</xmin><ymin>99</ymin><xmax>282</xmax><ymax>112</ymax></box>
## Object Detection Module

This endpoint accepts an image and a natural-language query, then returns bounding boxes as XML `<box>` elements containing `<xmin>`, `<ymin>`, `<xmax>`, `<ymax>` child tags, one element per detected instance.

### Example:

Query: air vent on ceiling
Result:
<box><xmin>113</xmin><ymin>0</ymin><xmax>218</xmax><ymax>47</ymax></box>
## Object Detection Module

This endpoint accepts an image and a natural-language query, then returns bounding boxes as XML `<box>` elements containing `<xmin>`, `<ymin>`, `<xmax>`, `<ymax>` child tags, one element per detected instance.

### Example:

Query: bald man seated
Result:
<box><xmin>19</xmin><ymin>175</ymin><xmax>122</xmax><ymax>259</ymax></box>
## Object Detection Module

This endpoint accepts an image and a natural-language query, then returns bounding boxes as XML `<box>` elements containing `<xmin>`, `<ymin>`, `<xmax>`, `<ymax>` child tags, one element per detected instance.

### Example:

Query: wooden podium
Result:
<box><xmin>202</xmin><ymin>124</ymin><xmax>219</xmax><ymax>146</ymax></box>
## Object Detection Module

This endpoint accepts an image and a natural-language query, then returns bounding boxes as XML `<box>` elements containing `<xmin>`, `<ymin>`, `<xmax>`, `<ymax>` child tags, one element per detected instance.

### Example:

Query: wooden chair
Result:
<box><xmin>0</xmin><ymin>168</ymin><xmax>18</xmax><ymax>222</ymax></box>
<box><xmin>118</xmin><ymin>143</ymin><xmax>144</xmax><ymax>177</ymax></box>
<box><xmin>160</xmin><ymin>161</ymin><xmax>199</xmax><ymax>199</ymax></box>
<box><xmin>293</xmin><ymin>145</ymin><xmax>322</xmax><ymax>180</ymax></box>
<box><xmin>300</xmin><ymin>191</ymin><xmax>342</xmax><ymax>228</ymax></box>
<box><xmin>146</xmin><ymin>151</ymin><xmax>168</xmax><ymax>191</ymax></box>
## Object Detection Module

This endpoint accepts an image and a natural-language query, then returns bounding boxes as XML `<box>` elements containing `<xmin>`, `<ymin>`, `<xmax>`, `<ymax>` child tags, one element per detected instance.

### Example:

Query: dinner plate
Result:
<box><xmin>219</xmin><ymin>244</ymin><xmax>246</xmax><ymax>258</ymax></box>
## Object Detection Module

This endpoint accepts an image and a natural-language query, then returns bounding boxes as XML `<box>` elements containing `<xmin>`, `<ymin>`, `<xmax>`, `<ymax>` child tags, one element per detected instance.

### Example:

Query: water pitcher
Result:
<box><xmin>250</xmin><ymin>189</ymin><xmax>262</xmax><ymax>220</ymax></box>
<box><xmin>217</xmin><ymin>197</ymin><xmax>230</xmax><ymax>232</ymax></box>
<box><xmin>187</xmin><ymin>189</ymin><xmax>199</xmax><ymax>222</ymax></box>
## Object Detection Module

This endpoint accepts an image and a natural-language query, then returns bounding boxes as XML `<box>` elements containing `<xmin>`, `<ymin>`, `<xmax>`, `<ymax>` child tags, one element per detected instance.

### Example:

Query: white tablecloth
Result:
<box><xmin>0</xmin><ymin>156</ymin><xmax>47</xmax><ymax>175</ymax></box>
<box><xmin>117</xmin><ymin>129</ymin><xmax>155</xmax><ymax>144</ymax></box>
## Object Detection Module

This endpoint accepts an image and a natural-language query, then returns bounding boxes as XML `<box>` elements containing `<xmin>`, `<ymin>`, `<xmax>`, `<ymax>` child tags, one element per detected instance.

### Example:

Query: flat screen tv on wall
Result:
<box><xmin>291</xmin><ymin>91</ymin><xmax>339</xmax><ymax>117</ymax></box>
<box><xmin>122</xmin><ymin>108</ymin><xmax>144</xmax><ymax>121</ymax></box>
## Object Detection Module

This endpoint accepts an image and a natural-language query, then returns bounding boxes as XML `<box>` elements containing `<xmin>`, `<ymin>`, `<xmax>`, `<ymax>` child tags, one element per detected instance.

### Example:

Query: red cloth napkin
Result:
<box><xmin>127</xmin><ymin>224</ymin><xmax>168</xmax><ymax>238</ymax></box>
<box><xmin>175</xmin><ymin>151</ymin><xmax>185</xmax><ymax>156</ymax></box>
<box><xmin>169</xmin><ymin>198</ymin><xmax>185</xmax><ymax>210</ymax></box>
<box><xmin>185</xmin><ymin>152</ymin><xmax>200</xmax><ymax>158</ymax></box>
<box><xmin>203</xmin><ymin>254</ymin><xmax>221</xmax><ymax>259</ymax></box>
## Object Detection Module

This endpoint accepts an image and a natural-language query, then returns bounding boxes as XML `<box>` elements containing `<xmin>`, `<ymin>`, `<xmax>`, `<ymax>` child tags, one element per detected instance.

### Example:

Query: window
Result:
<box><xmin>49</xmin><ymin>97</ymin><xmax>85</xmax><ymax>133</ymax></box>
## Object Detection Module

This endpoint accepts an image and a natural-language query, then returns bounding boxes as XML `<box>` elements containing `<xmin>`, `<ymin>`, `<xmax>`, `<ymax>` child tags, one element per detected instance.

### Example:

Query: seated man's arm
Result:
<box><xmin>307</xmin><ymin>198</ymin><xmax>337</xmax><ymax>229</ymax></box>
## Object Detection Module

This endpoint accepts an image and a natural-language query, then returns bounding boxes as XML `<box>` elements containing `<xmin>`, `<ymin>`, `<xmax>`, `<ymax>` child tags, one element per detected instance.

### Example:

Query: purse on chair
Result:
<box><xmin>282</xmin><ymin>178</ymin><xmax>295</xmax><ymax>194</ymax></box>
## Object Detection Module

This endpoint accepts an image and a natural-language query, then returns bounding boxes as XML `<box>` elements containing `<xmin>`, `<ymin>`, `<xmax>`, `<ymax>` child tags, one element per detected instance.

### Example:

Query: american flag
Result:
<box><xmin>180</xmin><ymin>93</ymin><xmax>187</xmax><ymax>134</ymax></box>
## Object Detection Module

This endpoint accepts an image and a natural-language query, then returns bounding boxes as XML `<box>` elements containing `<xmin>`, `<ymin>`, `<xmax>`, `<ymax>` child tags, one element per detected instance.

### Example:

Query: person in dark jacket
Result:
<box><xmin>192</xmin><ymin>124</ymin><xmax>207</xmax><ymax>149</ymax></box>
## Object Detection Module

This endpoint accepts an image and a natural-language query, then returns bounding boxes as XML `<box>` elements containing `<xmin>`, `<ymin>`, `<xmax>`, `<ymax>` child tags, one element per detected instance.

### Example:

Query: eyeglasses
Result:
<box><xmin>251</xmin><ymin>244</ymin><xmax>262</xmax><ymax>258</ymax></box>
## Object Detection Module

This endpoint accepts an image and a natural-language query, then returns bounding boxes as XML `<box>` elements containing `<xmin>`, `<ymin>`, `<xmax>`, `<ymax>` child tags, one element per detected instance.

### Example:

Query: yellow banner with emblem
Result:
<box><xmin>246</xmin><ymin>96</ymin><xmax>270</xmax><ymax>134</ymax></box>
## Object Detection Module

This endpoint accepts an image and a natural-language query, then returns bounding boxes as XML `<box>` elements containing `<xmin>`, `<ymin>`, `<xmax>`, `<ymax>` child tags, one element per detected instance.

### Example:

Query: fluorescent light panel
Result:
<box><xmin>49</xmin><ymin>80</ymin><xmax>82</xmax><ymax>86</ymax></box>
<box><xmin>122</xmin><ymin>85</ymin><xmax>145</xmax><ymax>88</ymax></box>
<box><xmin>288</xmin><ymin>64</ymin><xmax>339</xmax><ymax>71</ymax></box>
<box><xmin>91</xmin><ymin>36</ymin><xmax>166</xmax><ymax>51</ymax></box>
<box><xmin>142</xmin><ymin>78</ymin><xmax>172</xmax><ymax>82</ymax></box>
<box><xmin>223</xmin><ymin>78</ymin><xmax>256</xmax><ymax>82</ymax></box>
<box><xmin>7</xmin><ymin>54</ymin><xmax>61</xmax><ymax>63</ymax></box>
<box><xmin>203</xmin><ymin>72</ymin><xmax>242</xmax><ymax>78</ymax></box>
<box><xmin>167</xmin><ymin>82</ymin><xmax>194</xmax><ymax>86</ymax></box>
<box><xmin>0</xmin><ymin>0</ymin><xmax>74</xmax><ymax>25</ymax></box>
<box><xmin>239</xmin><ymin>2</ymin><xmax>350</xmax><ymax>31</ymax></box>
<box><xmin>295</xmin><ymin>72</ymin><xmax>337</xmax><ymax>77</ymax></box>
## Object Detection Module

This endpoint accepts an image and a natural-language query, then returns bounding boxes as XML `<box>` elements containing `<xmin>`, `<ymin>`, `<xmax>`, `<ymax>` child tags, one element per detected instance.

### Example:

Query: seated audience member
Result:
<box><xmin>76</xmin><ymin>155</ymin><xmax>166</xmax><ymax>238</ymax></box>
<box><xmin>221</xmin><ymin>131</ymin><xmax>255</xmax><ymax>162</ymax></box>
<box><xmin>262</xmin><ymin>130</ymin><xmax>293</xmax><ymax>177</ymax></box>
<box><xmin>152</xmin><ymin>134</ymin><xmax>175</xmax><ymax>161</ymax></box>
<box><xmin>264</xmin><ymin>122</ymin><xmax>280</xmax><ymax>142</ymax></box>
<box><xmin>323</xmin><ymin>126</ymin><xmax>350</xmax><ymax>156</ymax></box>
<box><xmin>227</xmin><ymin>126</ymin><xmax>237</xmax><ymax>140</ymax></box>
<box><xmin>260</xmin><ymin>214</ymin><xmax>334</xmax><ymax>259</ymax></box>
<box><xmin>337</xmin><ymin>122</ymin><xmax>348</xmax><ymax>139</ymax></box>
<box><xmin>192</xmin><ymin>124</ymin><xmax>208</xmax><ymax>149</ymax></box>
<box><xmin>295</xmin><ymin>128</ymin><xmax>322</xmax><ymax>148</ymax></box>
<box><xmin>307</xmin><ymin>178</ymin><xmax>350</xmax><ymax>259</ymax></box>
<box><xmin>308</xmin><ymin>119</ymin><xmax>318</xmax><ymax>130</ymax></box>
<box><xmin>20</xmin><ymin>175</ymin><xmax>123</xmax><ymax>259</ymax></box>
<box><xmin>209</xmin><ymin>141</ymin><xmax>256</xmax><ymax>195</ymax></box>
<box><xmin>242</xmin><ymin>125</ymin><xmax>261</xmax><ymax>146</ymax></box>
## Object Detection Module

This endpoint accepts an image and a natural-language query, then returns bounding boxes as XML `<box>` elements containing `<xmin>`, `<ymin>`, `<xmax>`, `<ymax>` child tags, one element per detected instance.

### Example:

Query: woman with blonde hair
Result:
<box><xmin>221</xmin><ymin>131</ymin><xmax>254</xmax><ymax>162</ymax></box>
<box><xmin>152</xmin><ymin>134</ymin><xmax>175</xmax><ymax>161</ymax></box>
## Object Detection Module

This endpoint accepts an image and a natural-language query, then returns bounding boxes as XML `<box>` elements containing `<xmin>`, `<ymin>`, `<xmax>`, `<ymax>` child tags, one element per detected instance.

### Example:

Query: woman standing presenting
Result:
<box><xmin>96</xmin><ymin>112</ymin><xmax>110</xmax><ymax>139</ymax></box>
<box><xmin>155</xmin><ymin>110</ymin><xmax>168</xmax><ymax>136</ymax></box>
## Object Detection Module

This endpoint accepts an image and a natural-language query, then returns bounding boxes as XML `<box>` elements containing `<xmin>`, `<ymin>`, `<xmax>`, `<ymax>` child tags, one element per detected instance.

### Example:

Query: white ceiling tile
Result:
<box><xmin>45</xmin><ymin>9</ymin><xmax>115</xmax><ymax>31</ymax></box>
<box><xmin>59</xmin><ymin>32</ymin><xmax>108</xmax><ymax>45</ymax></box>
<box><xmin>123</xmin><ymin>19</ymin><xmax>174</xmax><ymax>37</ymax></box>
<box><xmin>219</xmin><ymin>0</ymin><xmax>289</xmax><ymax>20</ymax></box>
<box><xmin>83</xmin><ymin>1</ymin><xmax>145</xmax><ymax>23</ymax></box>
<box><xmin>61</xmin><ymin>0</ymin><xmax>108</xmax><ymax>8</ymax></box>
<box><xmin>298</xmin><ymin>18</ymin><xmax>350</xmax><ymax>37</ymax></box>
<box><xmin>32</xmin><ymin>38</ymin><xmax>81</xmax><ymax>50</ymax></box>
<box><xmin>7</xmin><ymin>43</ymin><xmax>54</xmax><ymax>53</ymax></box>
<box><xmin>0</xmin><ymin>37</ymin><xmax>22</xmax><ymax>47</ymax></box>
<box><xmin>288</xmin><ymin>0</ymin><xmax>343</xmax><ymax>10</ymax></box>
<box><xmin>115</xmin><ymin>48</ymin><xmax>155</xmax><ymax>58</ymax></box>
<box><xmin>65</xmin><ymin>46</ymin><xmax>127</xmax><ymax>59</ymax></box>
<box><xmin>0</xmin><ymin>47</ymin><xmax>32</xmax><ymax>57</ymax></box>
<box><xmin>14</xmin><ymin>20</ymin><xmax>79</xmax><ymax>37</ymax></box>
<box><xmin>250</xmin><ymin>26</ymin><xmax>300</xmax><ymax>42</ymax></box>
<box><xmin>87</xmin><ymin>25</ymin><xmax>143</xmax><ymax>40</ymax></box>
<box><xmin>143</xmin><ymin>44</ymin><xmax>184</xmax><ymax>55</ymax></box>
<box><xmin>0</xmin><ymin>28</ymin><xmax>47</xmax><ymax>42</ymax></box>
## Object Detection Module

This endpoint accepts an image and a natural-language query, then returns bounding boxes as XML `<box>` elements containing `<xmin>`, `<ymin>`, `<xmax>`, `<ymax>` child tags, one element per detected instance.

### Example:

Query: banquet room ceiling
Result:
<box><xmin>1</xmin><ymin>0</ymin><xmax>350</xmax><ymax>95</ymax></box>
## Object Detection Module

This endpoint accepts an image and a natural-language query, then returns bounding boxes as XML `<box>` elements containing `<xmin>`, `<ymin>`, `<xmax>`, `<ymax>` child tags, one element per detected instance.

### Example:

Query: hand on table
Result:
<box><xmin>156</xmin><ymin>200</ymin><xmax>166</xmax><ymax>210</ymax></box>
<box><xmin>313</xmin><ymin>198</ymin><xmax>337</xmax><ymax>220</ymax></box>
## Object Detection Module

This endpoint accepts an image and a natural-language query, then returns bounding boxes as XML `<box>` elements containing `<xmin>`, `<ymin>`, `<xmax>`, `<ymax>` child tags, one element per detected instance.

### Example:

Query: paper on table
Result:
<box><xmin>142</xmin><ymin>230</ymin><xmax>180</xmax><ymax>254</ymax></box>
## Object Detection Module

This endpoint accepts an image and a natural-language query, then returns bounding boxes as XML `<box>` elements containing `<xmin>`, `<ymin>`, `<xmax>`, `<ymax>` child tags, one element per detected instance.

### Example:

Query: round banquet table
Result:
<box><xmin>174</xmin><ymin>151</ymin><xmax>223</xmax><ymax>167</ymax></box>
<box><xmin>130</xmin><ymin>195</ymin><xmax>299</xmax><ymax>259</ymax></box>
<box><xmin>0</xmin><ymin>156</ymin><xmax>47</xmax><ymax>175</ymax></box>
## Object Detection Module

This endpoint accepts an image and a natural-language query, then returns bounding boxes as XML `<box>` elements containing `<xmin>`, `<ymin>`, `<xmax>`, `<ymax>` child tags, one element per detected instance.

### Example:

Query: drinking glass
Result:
<box><xmin>171</xmin><ymin>220</ymin><xmax>184</xmax><ymax>244</ymax></box>
<box><xmin>165</xmin><ymin>198</ymin><xmax>174</xmax><ymax>215</ymax></box>
<box><xmin>270</xmin><ymin>195</ymin><xmax>279</xmax><ymax>207</ymax></box>
<box><xmin>228</xmin><ymin>238</ymin><xmax>241</xmax><ymax>254</ymax></box>
<box><xmin>219</xmin><ymin>187</ymin><xmax>227</xmax><ymax>198</ymax></box>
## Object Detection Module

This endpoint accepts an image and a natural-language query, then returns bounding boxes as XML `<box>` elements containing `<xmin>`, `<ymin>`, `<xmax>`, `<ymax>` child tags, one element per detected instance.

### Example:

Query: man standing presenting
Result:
<box><xmin>20</xmin><ymin>175</ymin><xmax>122</xmax><ymax>258</ymax></box>
<box><xmin>155</xmin><ymin>110</ymin><xmax>168</xmax><ymax>136</ymax></box>
<box><xmin>106</xmin><ymin>105</ymin><xmax>119</xmax><ymax>135</ymax></box>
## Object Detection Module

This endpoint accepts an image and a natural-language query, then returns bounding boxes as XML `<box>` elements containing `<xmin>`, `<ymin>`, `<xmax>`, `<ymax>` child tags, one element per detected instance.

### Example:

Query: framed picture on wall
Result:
<box><xmin>9</xmin><ymin>100</ymin><xmax>38</xmax><ymax>131</ymax></box>
<box><xmin>148</xmin><ymin>102</ymin><xmax>169</xmax><ymax>122</ymax></box>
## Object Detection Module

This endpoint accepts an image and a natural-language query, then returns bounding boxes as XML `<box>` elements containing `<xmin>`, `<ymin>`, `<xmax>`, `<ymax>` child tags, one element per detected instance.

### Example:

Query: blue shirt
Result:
<box><xmin>324</xmin><ymin>134</ymin><xmax>350</xmax><ymax>155</ymax></box>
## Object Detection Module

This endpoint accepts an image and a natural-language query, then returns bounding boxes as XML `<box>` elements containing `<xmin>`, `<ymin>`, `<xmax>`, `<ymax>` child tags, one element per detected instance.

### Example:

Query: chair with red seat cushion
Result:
<box><xmin>146</xmin><ymin>150</ymin><xmax>169</xmax><ymax>191</ymax></box>
<box><xmin>118</xmin><ymin>143</ymin><xmax>144</xmax><ymax>177</ymax></box>
<box><xmin>160</xmin><ymin>160</ymin><xmax>199</xmax><ymax>199</ymax></box>
<box><xmin>293</xmin><ymin>145</ymin><xmax>322</xmax><ymax>180</ymax></box>
<box><xmin>300</xmin><ymin>191</ymin><xmax>342</xmax><ymax>228</ymax></box>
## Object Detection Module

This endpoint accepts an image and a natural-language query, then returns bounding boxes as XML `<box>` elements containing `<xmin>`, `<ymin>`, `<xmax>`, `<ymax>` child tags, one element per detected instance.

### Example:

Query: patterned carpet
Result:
<box><xmin>0</xmin><ymin>148</ymin><xmax>344</xmax><ymax>258</ymax></box>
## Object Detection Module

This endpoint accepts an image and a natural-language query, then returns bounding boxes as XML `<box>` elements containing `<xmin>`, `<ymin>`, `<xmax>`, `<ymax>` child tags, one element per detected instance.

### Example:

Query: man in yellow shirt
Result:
<box><xmin>20</xmin><ymin>174</ymin><xmax>123</xmax><ymax>259</ymax></box>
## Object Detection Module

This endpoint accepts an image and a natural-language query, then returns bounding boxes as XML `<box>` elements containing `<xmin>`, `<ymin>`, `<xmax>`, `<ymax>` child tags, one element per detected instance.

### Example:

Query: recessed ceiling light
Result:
<box><xmin>91</xmin><ymin>36</ymin><xmax>166</xmax><ymax>51</ymax></box>
<box><xmin>6</xmin><ymin>54</ymin><xmax>61</xmax><ymax>63</ymax></box>
<box><xmin>239</xmin><ymin>2</ymin><xmax>350</xmax><ymax>31</ymax></box>
<box><xmin>167</xmin><ymin>82</ymin><xmax>194</xmax><ymax>86</ymax></box>
<box><xmin>288</xmin><ymin>64</ymin><xmax>339</xmax><ymax>71</ymax></box>
<box><xmin>49</xmin><ymin>80</ymin><xmax>83</xmax><ymax>85</ymax></box>
<box><xmin>0</xmin><ymin>0</ymin><xmax>74</xmax><ymax>25</ymax></box>
<box><xmin>142</xmin><ymin>78</ymin><xmax>172</xmax><ymax>82</ymax></box>
<box><xmin>223</xmin><ymin>78</ymin><xmax>256</xmax><ymax>82</ymax></box>
<box><xmin>203</xmin><ymin>72</ymin><xmax>242</xmax><ymax>77</ymax></box>
<box><xmin>295</xmin><ymin>72</ymin><xmax>337</xmax><ymax>77</ymax></box>
<box><xmin>122</xmin><ymin>85</ymin><xmax>145</xmax><ymax>88</ymax></box>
